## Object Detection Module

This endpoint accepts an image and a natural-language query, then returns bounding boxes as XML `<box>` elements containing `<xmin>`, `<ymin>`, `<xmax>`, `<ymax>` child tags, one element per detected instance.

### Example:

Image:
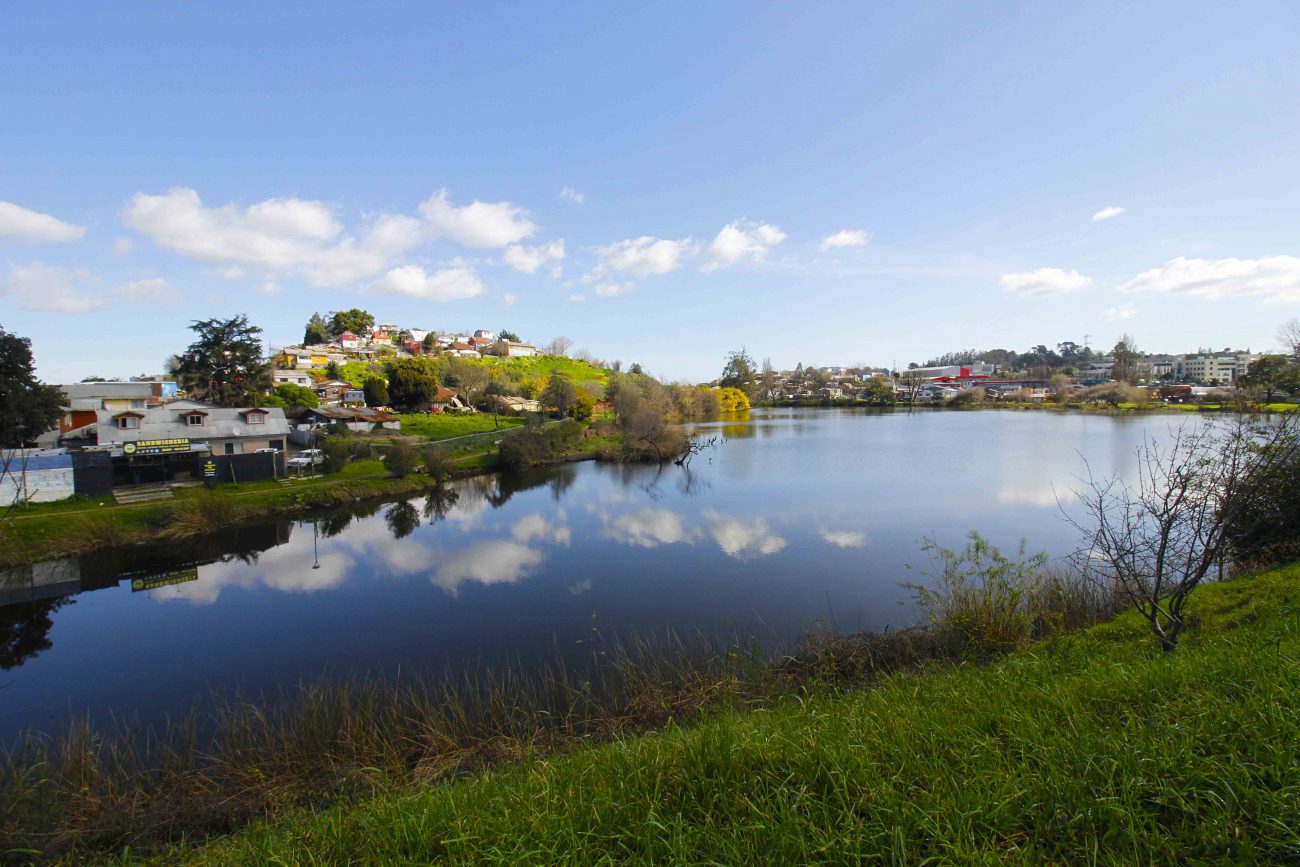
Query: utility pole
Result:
<box><xmin>1083</xmin><ymin>333</ymin><xmax>1092</xmax><ymax>350</ymax></box>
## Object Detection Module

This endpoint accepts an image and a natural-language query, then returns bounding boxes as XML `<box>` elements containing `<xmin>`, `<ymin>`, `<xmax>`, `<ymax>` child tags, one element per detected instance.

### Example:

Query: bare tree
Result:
<box><xmin>1068</xmin><ymin>415</ymin><xmax>1299</xmax><ymax>651</ymax></box>
<box><xmin>897</xmin><ymin>369</ymin><xmax>929</xmax><ymax>404</ymax></box>
<box><xmin>544</xmin><ymin>336</ymin><xmax>573</xmax><ymax>357</ymax></box>
<box><xmin>1278</xmin><ymin>318</ymin><xmax>1300</xmax><ymax>361</ymax></box>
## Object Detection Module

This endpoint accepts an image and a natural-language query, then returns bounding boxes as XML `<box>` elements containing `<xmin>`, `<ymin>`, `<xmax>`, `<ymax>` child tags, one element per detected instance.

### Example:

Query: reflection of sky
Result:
<box><xmin>3</xmin><ymin>409</ymin><xmax>1192</xmax><ymax>740</ymax></box>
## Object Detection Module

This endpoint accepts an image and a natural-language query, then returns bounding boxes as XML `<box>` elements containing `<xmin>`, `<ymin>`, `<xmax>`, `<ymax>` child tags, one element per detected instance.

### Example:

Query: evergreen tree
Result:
<box><xmin>303</xmin><ymin>312</ymin><xmax>330</xmax><ymax>346</ymax></box>
<box><xmin>363</xmin><ymin>376</ymin><xmax>390</xmax><ymax>407</ymax></box>
<box><xmin>327</xmin><ymin>308</ymin><xmax>375</xmax><ymax>338</ymax></box>
<box><xmin>0</xmin><ymin>325</ymin><xmax>65</xmax><ymax>448</ymax></box>
<box><xmin>172</xmin><ymin>315</ymin><xmax>271</xmax><ymax>406</ymax></box>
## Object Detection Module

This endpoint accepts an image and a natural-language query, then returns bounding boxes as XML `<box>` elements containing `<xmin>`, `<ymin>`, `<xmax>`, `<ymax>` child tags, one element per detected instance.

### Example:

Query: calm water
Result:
<box><xmin>1</xmin><ymin>409</ymin><xmax>1185</xmax><ymax>739</ymax></box>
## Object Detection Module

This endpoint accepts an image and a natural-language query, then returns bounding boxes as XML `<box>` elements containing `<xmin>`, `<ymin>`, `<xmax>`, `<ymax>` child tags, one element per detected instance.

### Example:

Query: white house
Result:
<box><xmin>271</xmin><ymin>369</ymin><xmax>313</xmax><ymax>388</ymax></box>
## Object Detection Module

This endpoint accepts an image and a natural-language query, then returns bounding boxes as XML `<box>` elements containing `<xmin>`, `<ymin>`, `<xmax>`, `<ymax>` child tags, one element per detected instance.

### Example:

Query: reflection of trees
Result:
<box><xmin>489</xmin><ymin>465</ymin><xmax>576</xmax><ymax>508</ymax></box>
<box><xmin>384</xmin><ymin>500</ymin><xmax>421</xmax><ymax>539</ymax></box>
<box><xmin>422</xmin><ymin>486</ymin><xmax>459</xmax><ymax>522</ymax></box>
<box><xmin>319</xmin><ymin>510</ymin><xmax>354</xmax><ymax>538</ymax></box>
<box><xmin>0</xmin><ymin>597</ymin><xmax>71</xmax><ymax>670</ymax></box>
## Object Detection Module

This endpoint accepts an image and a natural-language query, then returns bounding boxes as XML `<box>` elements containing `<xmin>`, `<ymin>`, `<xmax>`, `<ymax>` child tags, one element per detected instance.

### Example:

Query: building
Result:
<box><xmin>339</xmin><ymin>331</ymin><xmax>361</xmax><ymax>351</ymax></box>
<box><xmin>298</xmin><ymin>406</ymin><xmax>401</xmax><ymax>434</ymax></box>
<box><xmin>312</xmin><ymin>380</ymin><xmax>356</xmax><ymax>406</ymax></box>
<box><xmin>490</xmin><ymin>340</ymin><xmax>540</xmax><ymax>357</ymax></box>
<box><xmin>271</xmin><ymin>369</ymin><xmax>314</xmax><ymax>388</ymax></box>
<box><xmin>1174</xmin><ymin>350</ymin><xmax>1259</xmax><ymax>385</ymax></box>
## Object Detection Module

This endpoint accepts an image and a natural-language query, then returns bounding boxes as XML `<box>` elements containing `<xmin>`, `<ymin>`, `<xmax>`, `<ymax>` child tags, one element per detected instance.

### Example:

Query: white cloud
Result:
<box><xmin>511</xmin><ymin>513</ymin><xmax>571</xmax><ymax>546</ymax></box>
<box><xmin>112</xmin><ymin>236</ymin><xmax>134</xmax><ymax>256</ymax></box>
<box><xmin>1103</xmin><ymin>302</ymin><xmax>1136</xmax><ymax>321</ymax></box>
<box><xmin>2</xmin><ymin>262</ymin><xmax>103</xmax><ymax>313</ymax></box>
<box><xmin>113</xmin><ymin>277</ymin><xmax>178</xmax><ymax>305</ymax></box>
<box><xmin>705</xmin><ymin>511</ymin><xmax>787</xmax><ymax>560</ymax></box>
<box><xmin>1117</xmin><ymin>255</ymin><xmax>1300</xmax><ymax>303</ymax></box>
<box><xmin>559</xmin><ymin>186</ymin><xmax>585</xmax><ymax>204</ymax></box>
<box><xmin>433</xmin><ymin>540</ymin><xmax>544</xmax><ymax>595</ymax></box>
<box><xmin>703</xmin><ymin>219</ymin><xmax>786</xmax><ymax>272</ymax></box>
<box><xmin>605</xmin><ymin>509</ymin><xmax>699</xmax><ymax>548</ymax></box>
<box><xmin>419</xmin><ymin>189</ymin><xmax>537</xmax><ymax>248</ymax></box>
<box><xmin>258</xmin><ymin>281</ymin><xmax>281</xmax><ymax>295</ymax></box>
<box><xmin>0</xmin><ymin>201</ymin><xmax>86</xmax><ymax>243</ymax></box>
<box><xmin>503</xmin><ymin>292</ymin><xmax>518</xmax><ymax>306</ymax></box>
<box><xmin>123</xmin><ymin>188</ymin><xmax>423</xmax><ymax>288</ymax></box>
<box><xmin>370</xmin><ymin>264</ymin><xmax>485</xmax><ymax>302</ymax></box>
<box><xmin>594</xmin><ymin>282</ymin><xmax>632</xmax><ymax>298</ymax></box>
<box><xmin>820</xmin><ymin>530</ymin><xmax>867</xmax><ymax>548</ymax></box>
<box><xmin>1091</xmin><ymin>206</ymin><xmax>1125</xmax><ymax>222</ymax></box>
<box><xmin>1000</xmin><ymin>267</ymin><xmax>1092</xmax><ymax>298</ymax></box>
<box><xmin>504</xmin><ymin>239</ymin><xmax>565</xmax><ymax>274</ymax></box>
<box><xmin>594</xmin><ymin>236</ymin><xmax>694</xmax><ymax>278</ymax></box>
<box><xmin>568</xmin><ymin>293</ymin><xmax>586</xmax><ymax>302</ymax></box>
<box><xmin>819</xmin><ymin>229</ymin><xmax>870</xmax><ymax>251</ymax></box>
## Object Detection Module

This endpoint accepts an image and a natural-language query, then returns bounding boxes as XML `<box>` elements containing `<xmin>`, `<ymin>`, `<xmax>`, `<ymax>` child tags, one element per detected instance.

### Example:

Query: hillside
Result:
<box><xmin>335</xmin><ymin>354</ymin><xmax>608</xmax><ymax>391</ymax></box>
<box><xmin>158</xmin><ymin>564</ymin><xmax>1300</xmax><ymax>865</ymax></box>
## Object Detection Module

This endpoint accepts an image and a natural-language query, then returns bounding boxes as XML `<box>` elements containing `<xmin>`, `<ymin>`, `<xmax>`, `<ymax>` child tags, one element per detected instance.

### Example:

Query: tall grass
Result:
<box><xmin>0</xmin><ymin>536</ymin><xmax>1132</xmax><ymax>862</ymax></box>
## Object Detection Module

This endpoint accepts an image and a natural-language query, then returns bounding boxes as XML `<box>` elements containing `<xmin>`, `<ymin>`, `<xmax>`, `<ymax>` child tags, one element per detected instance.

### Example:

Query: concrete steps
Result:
<box><xmin>113</xmin><ymin>485</ymin><xmax>175</xmax><ymax>505</ymax></box>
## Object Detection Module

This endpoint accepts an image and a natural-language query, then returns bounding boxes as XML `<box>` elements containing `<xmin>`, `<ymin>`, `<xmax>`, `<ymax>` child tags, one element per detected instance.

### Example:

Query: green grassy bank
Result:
<box><xmin>133</xmin><ymin>563</ymin><xmax>1300</xmax><ymax>865</ymax></box>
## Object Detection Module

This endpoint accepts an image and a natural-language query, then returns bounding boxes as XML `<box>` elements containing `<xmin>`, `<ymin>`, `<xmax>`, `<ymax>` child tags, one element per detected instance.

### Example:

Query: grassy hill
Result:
<box><xmin>151</xmin><ymin>564</ymin><xmax>1300</xmax><ymax>865</ymax></box>
<box><xmin>336</xmin><ymin>355</ymin><xmax>608</xmax><ymax>392</ymax></box>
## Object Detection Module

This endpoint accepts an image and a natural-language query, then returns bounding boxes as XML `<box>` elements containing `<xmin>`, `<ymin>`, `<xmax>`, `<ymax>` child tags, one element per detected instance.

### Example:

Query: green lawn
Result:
<box><xmin>158</xmin><ymin>564</ymin><xmax>1300</xmax><ymax>865</ymax></box>
<box><xmin>398</xmin><ymin>412</ymin><xmax>525</xmax><ymax>440</ymax></box>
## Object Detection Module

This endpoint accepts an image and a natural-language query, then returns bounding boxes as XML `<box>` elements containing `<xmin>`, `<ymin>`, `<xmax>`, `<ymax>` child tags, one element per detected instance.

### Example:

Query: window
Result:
<box><xmin>223</xmin><ymin>442</ymin><xmax>243</xmax><ymax>455</ymax></box>
<box><xmin>187</xmin><ymin>414</ymin><xmax>205</xmax><ymax>426</ymax></box>
<box><xmin>246</xmin><ymin>412</ymin><xmax>265</xmax><ymax>424</ymax></box>
<box><xmin>130</xmin><ymin>399</ymin><xmax>146</xmax><ymax>409</ymax></box>
<box><xmin>116</xmin><ymin>415</ymin><xmax>140</xmax><ymax>430</ymax></box>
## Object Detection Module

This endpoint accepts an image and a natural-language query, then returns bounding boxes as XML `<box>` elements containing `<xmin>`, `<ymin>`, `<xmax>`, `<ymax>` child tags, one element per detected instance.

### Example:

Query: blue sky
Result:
<box><xmin>2</xmin><ymin>1</ymin><xmax>1298</xmax><ymax>383</ymax></box>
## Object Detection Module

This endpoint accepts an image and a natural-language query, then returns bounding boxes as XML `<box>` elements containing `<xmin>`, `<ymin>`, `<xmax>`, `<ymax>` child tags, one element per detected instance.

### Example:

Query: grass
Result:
<box><xmin>397</xmin><ymin>413</ymin><xmax>524</xmax><ymax>441</ymax></box>
<box><xmin>142</xmin><ymin>562</ymin><xmax>1300</xmax><ymax>866</ymax></box>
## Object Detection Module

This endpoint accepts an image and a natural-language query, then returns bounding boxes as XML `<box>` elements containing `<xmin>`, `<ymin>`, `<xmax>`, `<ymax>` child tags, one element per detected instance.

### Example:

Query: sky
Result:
<box><xmin>2</xmin><ymin>1</ymin><xmax>1299</xmax><ymax>384</ymax></box>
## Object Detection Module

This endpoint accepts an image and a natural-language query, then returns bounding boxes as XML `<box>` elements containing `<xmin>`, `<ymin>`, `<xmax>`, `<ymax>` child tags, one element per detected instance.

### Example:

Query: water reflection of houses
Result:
<box><xmin>0</xmin><ymin>522</ymin><xmax>294</xmax><ymax>609</ymax></box>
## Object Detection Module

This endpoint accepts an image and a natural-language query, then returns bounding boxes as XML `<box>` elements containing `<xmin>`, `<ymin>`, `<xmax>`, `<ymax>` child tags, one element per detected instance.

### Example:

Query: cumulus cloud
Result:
<box><xmin>820</xmin><ymin>530</ymin><xmax>867</xmax><ymax>548</ymax></box>
<box><xmin>594</xmin><ymin>236</ymin><xmax>694</xmax><ymax>278</ymax></box>
<box><xmin>819</xmin><ymin>229</ymin><xmax>869</xmax><ymax>251</ymax></box>
<box><xmin>503</xmin><ymin>292</ymin><xmax>518</xmax><ymax>306</ymax></box>
<box><xmin>112</xmin><ymin>236</ymin><xmax>134</xmax><ymax>255</ymax></box>
<box><xmin>122</xmin><ymin>188</ymin><xmax>423</xmax><ymax>288</ymax></box>
<box><xmin>1091</xmin><ymin>206</ymin><xmax>1125</xmax><ymax>222</ymax></box>
<box><xmin>0</xmin><ymin>201</ymin><xmax>86</xmax><ymax>243</ymax></box>
<box><xmin>1000</xmin><ymin>267</ymin><xmax>1092</xmax><ymax>298</ymax></box>
<box><xmin>369</xmin><ymin>264</ymin><xmax>485</xmax><ymax>302</ymax></box>
<box><xmin>419</xmin><ymin>189</ymin><xmax>537</xmax><ymax>248</ymax></box>
<box><xmin>594</xmin><ymin>282</ymin><xmax>632</xmax><ymax>298</ymax></box>
<box><xmin>703</xmin><ymin>219</ymin><xmax>786</xmax><ymax>272</ymax></box>
<box><xmin>113</xmin><ymin>277</ymin><xmax>178</xmax><ymax>305</ymax></box>
<box><xmin>705</xmin><ymin>511</ymin><xmax>786</xmax><ymax>560</ymax></box>
<box><xmin>2</xmin><ymin>262</ymin><xmax>103</xmax><ymax>313</ymax></box>
<box><xmin>605</xmin><ymin>509</ymin><xmax>698</xmax><ymax>548</ymax></box>
<box><xmin>504</xmin><ymin>239</ymin><xmax>565</xmax><ymax>274</ymax></box>
<box><xmin>1103</xmin><ymin>302</ymin><xmax>1136</xmax><ymax>321</ymax></box>
<box><xmin>568</xmin><ymin>293</ymin><xmax>586</xmax><ymax>302</ymax></box>
<box><xmin>433</xmin><ymin>540</ymin><xmax>545</xmax><ymax>595</ymax></box>
<box><xmin>1117</xmin><ymin>255</ymin><xmax>1300</xmax><ymax>303</ymax></box>
<box><xmin>559</xmin><ymin>186</ymin><xmax>585</xmax><ymax>204</ymax></box>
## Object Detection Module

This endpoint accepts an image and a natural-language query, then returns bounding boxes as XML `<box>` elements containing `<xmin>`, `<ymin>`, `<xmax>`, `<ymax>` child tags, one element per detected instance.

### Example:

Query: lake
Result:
<box><xmin>0</xmin><ymin>408</ymin><xmax>1188</xmax><ymax>740</ymax></box>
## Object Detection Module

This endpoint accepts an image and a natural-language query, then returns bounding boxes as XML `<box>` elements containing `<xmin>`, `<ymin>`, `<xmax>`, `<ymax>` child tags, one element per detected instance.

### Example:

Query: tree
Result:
<box><xmin>573</xmin><ymin>389</ymin><xmax>596</xmax><ymax>422</ymax></box>
<box><xmin>386</xmin><ymin>358</ymin><xmax>438</xmax><ymax>410</ymax></box>
<box><xmin>716</xmin><ymin>387</ymin><xmax>750</xmax><ymax>412</ymax></box>
<box><xmin>385</xmin><ymin>441</ymin><xmax>418</xmax><ymax>478</ymax></box>
<box><xmin>719</xmin><ymin>348</ymin><xmax>757</xmax><ymax>394</ymax></box>
<box><xmin>1111</xmin><ymin>334</ymin><xmax>1139</xmax><ymax>383</ymax></box>
<box><xmin>274</xmin><ymin>383</ymin><xmax>319</xmax><ymax>408</ymax></box>
<box><xmin>759</xmin><ymin>358</ymin><xmax>778</xmax><ymax>402</ymax></box>
<box><xmin>444</xmin><ymin>358</ymin><xmax>489</xmax><ymax>411</ymax></box>
<box><xmin>172</xmin><ymin>315</ymin><xmax>270</xmax><ymax>407</ymax></box>
<box><xmin>544</xmin><ymin>336</ymin><xmax>573</xmax><ymax>357</ymax></box>
<box><xmin>1241</xmin><ymin>354</ymin><xmax>1297</xmax><ymax>404</ymax></box>
<box><xmin>499</xmin><ymin>329</ymin><xmax>520</xmax><ymax>342</ymax></box>
<box><xmin>1279</xmin><ymin>318</ymin><xmax>1300</xmax><ymax>362</ymax></box>
<box><xmin>303</xmin><ymin>312</ymin><xmax>329</xmax><ymax>346</ymax></box>
<box><xmin>897</xmin><ymin>369</ymin><xmax>929</xmax><ymax>404</ymax></box>
<box><xmin>861</xmin><ymin>376</ymin><xmax>897</xmax><ymax>406</ymax></box>
<box><xmin>1070</xmin><ymin>416</ymin><xmax>1300</xmax><ymax>651</ymax></box>
<box><xmin>0</xmin><ymin>326</ymin><xmax>64</xmax><ymax>448</ymax></box>
<box><xmin>327</xmin><ymin>308</ymin><xmax>374</xmax><ymax>338</ymax></box>
<box><xmin>325</xmin><ymin>361</ymin><xmax>342</xmax><ymax>381</ymax></box>
<box><xmin>541</xmin><ymin>375</ymin><xmax>578</xmax><ymax>417</ymax></box>
<box><xmin>422</xmin><ymin>333</ymin><xmax>440</xmax><ymax>354</ymax></box>
<box><xmin>363</xmin><ymin>376</ymin><xmax>389</xmax><ymax>408</ymax></box>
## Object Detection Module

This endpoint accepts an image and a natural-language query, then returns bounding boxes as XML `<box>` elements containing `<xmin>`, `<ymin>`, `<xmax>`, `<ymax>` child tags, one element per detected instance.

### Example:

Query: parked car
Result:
<box><xmin>286</xmin><ymin>448</ymin><xmax>325</xmax><ymax>468</ymax></box>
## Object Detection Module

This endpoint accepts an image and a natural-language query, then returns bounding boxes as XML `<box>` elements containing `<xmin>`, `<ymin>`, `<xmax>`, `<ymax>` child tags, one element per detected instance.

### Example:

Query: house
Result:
<box><xmin>449</xmin><ymin>342</ymin><xmax>481</xmax><ymax>358</ymax></box>
<box><xmin>431</xmin><ymin>386</ymin><xmax>467</xmax><ymax>412</ymax></box>
<box><xmin>60</xmin><ymin>381</ymin><xmax>176</xmax><ymax>413</ymax></box>
<box><xmin>490</xmin><ymin>340</ymin><xmax>540</xmax><ymax>357</ymax></box>
<box><xmin>313</xmin><ymin>380</ymin><xmax>355</xmax><ymax>406</ymax></box>
<box><xmin>473</xmin><ymin>329</ymin><xmax>497</xmax><ymax>343</ymax></box>
<box><xmin>278</xmin><ymin>349</ymin><xmax>333</xmax><ymax>370</ymax></box>
<box><xmin>495</xmin><ymin>395</ymin><xmax>542</xmax><ymax>414</ymax></box>
<box><xmin>369</xmin><ymin>327</ymin><xmax>393</xmax><ymax>345</ymax></box>
<box><xmin>339</xmin><ymin>331</ymin><xmax>361</xmax><ymax>351</ymax></box>
<box><xmin>271</xmin><ymin>369</ymin><xmax>314</xmax><ymax>388</ymax></box>
<box><xmin>299</xmin><ymin>406</ymin><xmax>401</xmax><ymax>434</ymax></box>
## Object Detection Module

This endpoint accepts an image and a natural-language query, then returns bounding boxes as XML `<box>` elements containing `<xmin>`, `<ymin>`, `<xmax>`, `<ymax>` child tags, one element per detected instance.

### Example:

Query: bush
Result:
<box><xmin>572</xmin><ymin>389</ymin><xmax>595</xmax><ymax>423</ymax></box>
<box><xmin>498</xmin><ymin>420</ymin><xmax>583</xmax><ymax>471</ymax></box>
<box><xmin>275</xmin><ymin>383</ymin><xmax>319</xmax><ymax>408</ymax></box>
<box><xmin>422</xmin><ymin>445</ymin><xmax>456</xmax><ymax>482</ymax></box>
<box><xmin>385</xmin><ymin>441</ymin><xmax>418</xmax><ymax>478</ymax></box>
<box><xmin>320</xmin><ymin>437</ymin><xmax>353</xmax><ymax>473</ymax></box>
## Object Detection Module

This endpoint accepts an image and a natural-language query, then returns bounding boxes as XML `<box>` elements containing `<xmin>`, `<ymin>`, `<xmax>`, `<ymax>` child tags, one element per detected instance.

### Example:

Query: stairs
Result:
<box><xmin>113</xmin><ymin>484</ymin><xmax>175</xmax><ymax>505</ymax></box>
